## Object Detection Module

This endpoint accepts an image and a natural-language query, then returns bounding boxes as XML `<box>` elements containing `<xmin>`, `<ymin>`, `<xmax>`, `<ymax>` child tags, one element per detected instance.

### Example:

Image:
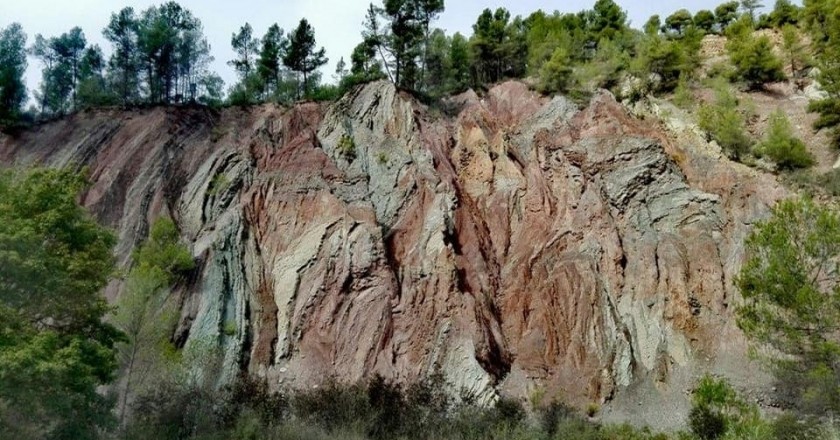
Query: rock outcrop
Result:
<box><xmin>0</xmin><ymin>81</ymin><xmax>787</xmax><ymax>425</ymax></box>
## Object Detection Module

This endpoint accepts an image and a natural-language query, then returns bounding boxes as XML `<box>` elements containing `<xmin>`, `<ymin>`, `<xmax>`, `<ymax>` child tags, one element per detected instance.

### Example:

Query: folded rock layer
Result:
<box><xmin>0</xmin><ymin>80</ymin><xmax>785</xmax><ymax>415</ymax></box>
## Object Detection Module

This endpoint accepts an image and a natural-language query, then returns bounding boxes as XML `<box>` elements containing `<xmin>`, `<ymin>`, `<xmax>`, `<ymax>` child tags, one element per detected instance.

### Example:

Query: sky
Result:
<box><xmin>0</xmin><ymin>0</ymin><xmax>778</xmax><ymax>101</ymax></box>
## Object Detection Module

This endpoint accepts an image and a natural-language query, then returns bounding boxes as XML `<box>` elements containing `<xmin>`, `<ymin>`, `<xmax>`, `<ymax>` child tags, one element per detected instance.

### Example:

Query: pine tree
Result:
<box><xmin>283</xmin><ymin>19</ymin><xmax>327</xmax><ymax>99</ymax></box>
<box><xmin>694</xmin><ymin>10</ymin><xmax>717</xmax><ymax>34</ymax></box>
<box><xmin>715</xmin><ymin>1</ymin><xmax>740</xmax><ymax>31</ymax></box>
<box><xmin>537</xmin><ymin>46</ymin><xmax>573</xmax><ymax>94</ymax></box>
<box><xmin>757</xmin><ymin>110</ymin><xmax>814</xmax><ymax>169</ymax></box>
<box><xmin>741</xmin><ymin>0</ymin><xmax>765</xmax><ymax>22</ymax></box>
<box><xmin>103</xmin><ymin>7</ymin><xmax>140</xmax><ymax>104</ymax></box>
<box><xmin>471</xmin><ymin>8</ymin><xmax>511</xmax><ymax>85</ymax></box>
<box><xmin>727</xmin><ymin>18</ymin><xmax>786</xmax><ymax>89</ymax></box>
<box><xmin>0</xmin><ymin>23</ymin><xmax>28</xmax><ymax>125</ymax></box>
<box><xmin>257</xmin><ymin>24</ymin><xmax>288</xmax><ymax>98</ymax></box>
<box><xmin>805</xmin><ymin>0</ymin><xmax>840</xmax><ymax>148</ymax></box>
<box><xmin>416</xmin><ymin>0</ymin><xmax>445</xmax><ymax>91</ymax></box>
<box><xmin>77</xmin><ymin>45</ymin><xmax>115</xmax><ymax>107</ymax></box>
<box><xmin>664</xmin><ymin>9</ymin><xmax>694</xmax><ymax>36</ymax></box>
<box><xmin>781</xmin><ymin>25</ymin><xmax>810</xmax><ymax>78</ymax></box>
<box><xmin>229</xmin><ymin>23</ymin><xmax>259</xmax><ymax>79</ymax></box>
<box><xmin>447</xmin><ymin>32</ymin><xmax>471</xmax><ymax>92</ymax></box>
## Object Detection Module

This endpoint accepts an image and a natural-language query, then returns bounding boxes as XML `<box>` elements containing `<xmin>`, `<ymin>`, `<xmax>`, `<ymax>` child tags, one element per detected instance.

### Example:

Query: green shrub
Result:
<box><xmin>771</xmin><ymin>414</ymin><xmax>825</xmax><ymax>440</ymax></box>
<box><xmin>689</xmin><ymin>404</ymin><xmax>728</xmax><ymax>440</ymax></box>
<box><xmin>538</xmin><ymin>400</ymin><xmax>578</xmax><ymax>437</ymax></box>
<box><xmin>537</xmin><ymin>47</ymin><xmax>574</xmax><ymax>95</ymax></box>
<box><xmin>308</xmin><ymin>84</ymin><xmax>342</xmax><ymax>102</ymax></box>
<box><xmin>673</xmin><ymin>76</ymin><xmax>695</xmax><ymax>109</ymax></box>
<box><xmin>292</xmin><ymin>380</ymin><xmax>372</xmax><ymax>435</ymax></box>
<box><xmin>337</xmin><ymin>134</ymin><xmax>357</xmax><ymax>161</ymax></box>
<box><xmin>697</xmin><ymin>81</ymin><xmax>753</xmax><ymax>160</ymax></box>
<box><xmin>818</xmin><ymin>169</ymin><xmax>840</xmax><ymax>197</ymax></box>
<box><xmin>726</xmin><ymin>18</ymin><xmax>786</xmax><ymax>89</ymax></box>
<box><xmin>757</xmin><ymin>110</ymin><xmax>814</xmax><ymax>170</ymax></box>
<box><xmin>698</xmin><ymin>105</ymin><xmax>752</xmax><ymax>160</ymax></box>
<box><xmin>133</xmin><ymin>217</ymin><xmax>195</xmax><ymax>280</ymax></box>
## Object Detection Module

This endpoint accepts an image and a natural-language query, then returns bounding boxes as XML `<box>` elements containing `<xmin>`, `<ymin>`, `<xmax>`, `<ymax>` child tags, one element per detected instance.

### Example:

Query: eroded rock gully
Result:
<box><xmin>0</xmin><ymin>81</ymin><xmax>786</xmax><ymax>421</ymax></box>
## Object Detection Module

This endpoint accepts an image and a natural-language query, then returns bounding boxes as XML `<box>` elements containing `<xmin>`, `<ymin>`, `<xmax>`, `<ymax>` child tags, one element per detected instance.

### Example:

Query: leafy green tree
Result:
<box><xmin>715</xmin><ymin>1</ymin><xmax>741</xmax><ymax>31</ymax></box>
<box><xmin>59</xmin><ymin>27</ymin><xmax>88</xmax><ymax>108</ymax></box>
<box><xmin>379</xmin><ymin>0</ymin><xmax>423</xmax><ymax>89</ymax></box>
<box><xmin>664</xmin><ymin>9</ymin><xmax>694</xmax><ymax>36</ymax></box>
<box><xmin>757</xmin><ymin>110</ymin><xmax>815</xmax><ymax>169</ymax></box>
<box><xmin>197</xmin><ymin>73</ymin><xmax>225</xmax><ymax>107</ymax></box>
<box><xmin>694</xmin><ymin>10</ymin><xmax>717</xmax><ymax>34</ymax></box>
<box><xmin>103</xmin><ymin>7</ymin><xmax>141</xmax><ymax>104</ymax></box>
<box><xmin>349</xmin><ymin>39</ymin><xmax>384</xmax><ymax>83</ymax></box>
<box><xmin>737</xmin><ymin>197</ymin><xmax>840</xmax><ymax>416</ymax></box>
<box><xmin>0</xmin><ymin>23</ymin><xmax>27</xmax><ymax>125</ymax></box>
<box><xmin>633</xmin><ymin>31</ymin><xmax>700</xmax><ymax>93</ymax></box>
<box><xmin>361</xmin><ymin>3</ymin><xmax>394</xmax><ymax>83</ymax></box>
<box><xmin>802</xmin><ymin>0</ymin><xmax>838</xmax><ymax>53</ymax></box>
<box><xmin>416</xmin><ymin>0</ymin><xmax>445</xmax><ymax>92</ymax></box>
<box><xmin>29</xmin><ymin>34</ymin><xmax>59</xmax><ymax>114</ymax></box>
<box><xmin>423</xmin><ymin>28</ymin><xmax>449</xmax><ymax>96</ymax></box>
<box><xmin>503</xmin><ymin>16</ymin><xmax>529</xmax><ymax>80</ymax></box>
<box><xmin>575</xmin><ymin>37</ymin><xmax>628</xmax><ymax>93</ymax></box>
<box><xmin>0</xmin><ymin>168</ymin><xmax>121</xmax><ymax>440</ymax></box>
<box><xmin>283</xmin><ymin>18</ymin><xmax>328</xmax><ymax>99</ymax></box>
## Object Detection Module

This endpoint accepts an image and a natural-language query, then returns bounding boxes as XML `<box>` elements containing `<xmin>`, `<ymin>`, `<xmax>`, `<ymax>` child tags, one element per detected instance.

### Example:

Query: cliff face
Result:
<box><xmin>0</xmin><ymin>81</ymin><xmax>786</xmax><ymax>418</ymax></box>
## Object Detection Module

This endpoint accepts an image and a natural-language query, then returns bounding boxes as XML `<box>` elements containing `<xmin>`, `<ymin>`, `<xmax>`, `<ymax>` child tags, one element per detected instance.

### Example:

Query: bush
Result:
<box><xmin>673</xmin><ymin>76</ymin><xmax>695</xmax><ymax>109</ymax></box>
<box><xmin>632</xmin><ymin>31</ymin><xmax>701</xmax><ymax>94</ymax></box>
<box><xmin>818</xmin><ymin>169</ymin><xmax>840</xmax><ymax>197</ymax></box>
<box><xmin>292</xmin><ymin>380</ymin><xmax>372</xmax><ymax>435</ymax></box>
<box><xmin>771</xmin><ymin>414</ymin><xmax>824</xmax><ymax>440</ymax></box>
<box><xmin>537</xmin><ymin>47</ymin><xmax>574</xmax><ymax>95</ymax></box>
<box><xmin>757</xmin><ymin>110</ymin><xmax>814</xmax><ymax>170</ymax></box>
<box><xmin>337</xmin><ymin>134</ymin><xmax>357</xmax><ymax>161</ymax></box>
<box><xmin>308</xmin><ymin>84</ymin><xmax>342</xmax><ymax>102</ymax></box>
<box><xmin>726</xmin><ymin>18</ymin><xmax>786</xmax><ymax>89</ymax></box>
<box><xmin>689</xmin><ymin>404</ymin><xmax>728</xmax><ymax>440</ymax></box>
<box><xmin>698</xmin><ymin>85</ymin><xmax>753</xmax><ymax>160</ymax></box>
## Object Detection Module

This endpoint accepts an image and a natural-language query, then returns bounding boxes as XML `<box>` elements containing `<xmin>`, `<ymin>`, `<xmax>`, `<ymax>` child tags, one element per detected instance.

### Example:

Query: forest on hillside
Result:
<box><xmin>0</xmin><ymin>0</ymin><xmax>837</xmax><ymax>146</ymax></box>
<box><xmin>4</xmin><ymin>1</ymin><xmax>840</xmax><ymax>439</ymax></box>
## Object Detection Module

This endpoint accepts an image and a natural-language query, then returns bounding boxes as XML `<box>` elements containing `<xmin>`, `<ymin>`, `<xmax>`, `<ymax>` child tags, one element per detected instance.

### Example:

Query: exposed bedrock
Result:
<box><xmin>0</xmin><ymin>80</ymin><xmax>786</xmax><ymax>420</ymax></box>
